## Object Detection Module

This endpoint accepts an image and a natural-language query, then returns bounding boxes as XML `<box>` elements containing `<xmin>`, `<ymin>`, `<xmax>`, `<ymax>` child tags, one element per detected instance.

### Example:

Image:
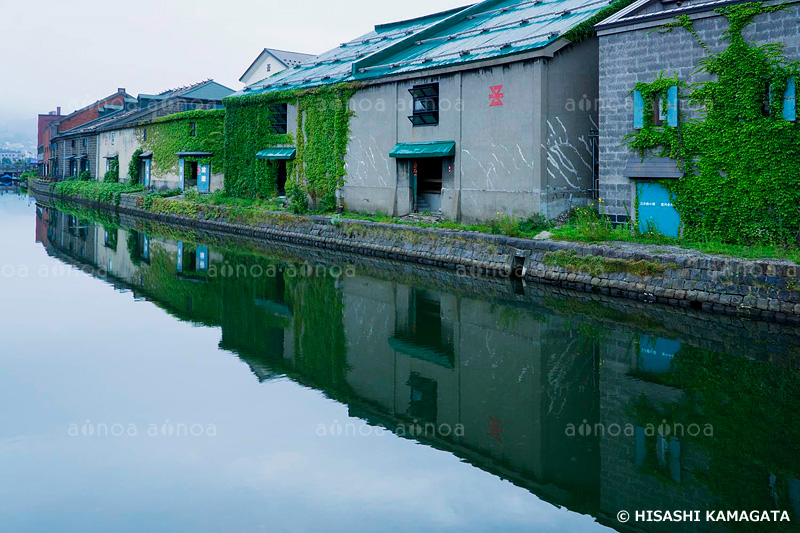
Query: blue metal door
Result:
<box><xmin>636</xmin><ymin>181</ymin><xmax>680</xmax><ymax>238</ymax></box>
<box><xmin>143</xmin><ymin>159</ymin><xmax>151</xmax><ymax>187</ymax></box>
<box><xmin>196</xmin><ymin>245</ymin><xmax>208</xmax><ymax>271</ymax></box>
<box><xmin>176</xmin><ymin>242</ymin><xmax>184</xmax><ymax>273</ymax></box>
<box><xmin>179</xmin><ymin>159</ymin><xmax>185</xmax><ymax>191</ymax></box>
<box><xmin>198</xmin><ymin>163</ymin><xmax>210</xmax><ymax>194</ymax></box>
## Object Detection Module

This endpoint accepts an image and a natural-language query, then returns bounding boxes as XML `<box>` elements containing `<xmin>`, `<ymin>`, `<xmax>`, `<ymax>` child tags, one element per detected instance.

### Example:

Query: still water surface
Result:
<box><xmin>2</xmin><ymin>190</ymin><xmax>800</xmax><ymax>532</ymax></box>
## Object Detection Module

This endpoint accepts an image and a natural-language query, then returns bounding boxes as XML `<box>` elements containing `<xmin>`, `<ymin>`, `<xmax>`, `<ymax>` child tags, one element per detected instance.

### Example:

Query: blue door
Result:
<box><xmin>179</xmin><ymin>159</ymin><xmax>185</xmax><ymax>191</ymax></box>
<box><xmin>176</xmin><ymin>242</ymin><xmax>184</xmax><ymax>273</ymax></box>
<box><xmin>143</xmin><ymin>159</ymin><xmax>151</xmax><ymax>187</ymax></box>
<box><xmin>196</xmin><ymin>245</ymin><xmax>209</xmax><ymax>271</ymax></box>
<box><xmin>198</xmin><ymin>163</ymin><xmax>210</xmax><ymax>194</ymax></box>
<box><xmin>637</xmin><ymin>181</ymin><xmax>680</xmax><ymax>238</ymax></box>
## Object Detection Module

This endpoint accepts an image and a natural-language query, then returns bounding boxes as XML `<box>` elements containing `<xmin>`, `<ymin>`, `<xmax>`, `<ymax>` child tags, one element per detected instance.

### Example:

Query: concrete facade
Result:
<box><xmin>343</xmin><ymin>39</ymin><xmax>599</xmax><ymax>222</ymax></box>
<box><xmin>597</xmin><ymin>0</ymin><xmax>800</xmax><ymax>223</ymax></box>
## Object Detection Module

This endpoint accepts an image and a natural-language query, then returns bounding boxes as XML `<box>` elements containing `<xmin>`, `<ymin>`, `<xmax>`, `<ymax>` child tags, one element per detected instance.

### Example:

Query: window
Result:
<box><xmin>408</xmin><ymin>83</ymin><xmax>440</xmax><ymax>126</ymax></box>
<box><xmin>652</xmin><ymin>93</ymin><xmax>668</xmax><ymax>126</ymax></box>
<box><xmin>267</xmin><ymin>104</ymin><xmax>288</xmax><ymax>134</ymax></box>
<box><xmin>82</xmin><ymin>138</ymin><xmax>87</xmax><ymax>147</ymax></box>
<box><xmin>189</xmin><ymin>122</ymin><xmax>197</xmax><ymax>137</ymax></box>
<box><xmin>634</xmin><ymin>86</ymin><xmax>678</xmax><ymax>128</ymax></box>
<box><xmin>142</xmin><ymin>128</ymin><xmax>148</xmax><ymax>142</ymax></box>
<box><xmin>71</xmin><ymin>140</ymin><xmax>75</xmax><ymax>148</ymax></box>
<box><xmin>267</xmin><ymin>64</ymin><xmax>272</xmax><ymax>72</ymax></box>
<box><xmin>111</xmin><ymin>133</ymin><xmax>115</xmax><ymax>145</ymax></box>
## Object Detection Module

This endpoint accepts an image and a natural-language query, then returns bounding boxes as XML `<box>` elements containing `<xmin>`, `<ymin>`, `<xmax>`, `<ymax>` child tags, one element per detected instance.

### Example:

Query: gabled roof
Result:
<box><xmin>239</xmin><ymin>48</ymin><xmax>318</xmax><ymax>83</ymax></box>
<box><xmin>140</xmin><ymin>80</ymin><xmax>234</xmax><ymax>102</ymax></box>
<box><xmin>234</xmin><ymin>6</ymin><xmax>467</xmax><ymax>95</ymax></box>
<box><xmin>53</xmin><ymin>88</ymin><xmax>134</xmax><ymax>130</ymax></box>
<box><xmin>234</xmin><ymin>0</ymin><xmax>624</xmax><ymax>97</ymax></box>
<box><xmin>69</xmin><ymin>80</ymin><xmax>233</xmax><ymax>134</ymax></box>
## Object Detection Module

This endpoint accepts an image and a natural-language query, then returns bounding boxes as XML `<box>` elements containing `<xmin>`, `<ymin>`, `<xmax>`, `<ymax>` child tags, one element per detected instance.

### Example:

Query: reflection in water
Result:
<box><xmin>34</xmin><ymin>202</ymin><xmax>800</xmax><ymax>532</ymax></box>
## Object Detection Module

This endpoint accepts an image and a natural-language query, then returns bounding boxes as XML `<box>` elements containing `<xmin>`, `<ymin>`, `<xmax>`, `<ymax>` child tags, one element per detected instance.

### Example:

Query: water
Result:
<box><xmin>2</xmin><ymin>190</ymin><xmax>800</xmax><ymax>532</ymax></box>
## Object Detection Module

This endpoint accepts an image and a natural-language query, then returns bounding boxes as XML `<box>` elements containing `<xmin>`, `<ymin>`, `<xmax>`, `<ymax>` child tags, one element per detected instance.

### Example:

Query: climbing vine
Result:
<box><xmin>223</xmin><ymin>83</ymin><xmax>360</xmax><ymax>212</ymax></box>
<box><xmin>138</xmin><ymin>109</ymin><xmax>225</xmax><ymax>180</ymax></box>
<box><xmin>628</xmin><ymin>3</ymin><xmax>800</xmax><ymax>246</ymax></box>
<box><xmin>128</xmin><ymin>148</ymin><xmax>143</xmax><ymax>185</ymax></box>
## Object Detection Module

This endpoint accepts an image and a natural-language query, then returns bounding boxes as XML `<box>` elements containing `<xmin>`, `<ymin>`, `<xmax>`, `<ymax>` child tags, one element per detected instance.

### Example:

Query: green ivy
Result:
<box><xmin>629</xmin><ymin>3</ymin><xmax>800</xmax><ymax>246</ymax></box>
<box><xmin>564</xmin><ymin>0</ymin><xmax>640</xmax><ymax>43</ymax></box>
<box><xmin>223</xmin><ymin>83</ymin><xmax>360</xmax><ymax>212</ymax></box>
<box><xmin>139</xmin><ymin>109</ymin><xmax>225</xmax><ymax>180</ymax></box>
<box><xmin>103</xmin><ymin>158</ymin><xmax>119</xmax><ymax>183</ymax></box>
<box><xmin>128</xmin><ymin>148</ymin><xmax>143</xmax><ymax>185</ymax></box>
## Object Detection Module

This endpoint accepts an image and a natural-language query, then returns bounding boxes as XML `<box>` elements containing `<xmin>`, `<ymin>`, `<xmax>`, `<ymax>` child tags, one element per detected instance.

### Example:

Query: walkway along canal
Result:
<box><xmin>3</xmin><ymin>190</ymin><xmax>799</xmax><ymax>531</ymax></box>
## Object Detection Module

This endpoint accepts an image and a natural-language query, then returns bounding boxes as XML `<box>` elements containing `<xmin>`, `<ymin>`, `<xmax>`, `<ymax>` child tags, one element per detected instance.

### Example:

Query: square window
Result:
<box><xmin>408</xmin><ymin>83</ymin><xmax>439</xmax><ymax>127</ymax></box>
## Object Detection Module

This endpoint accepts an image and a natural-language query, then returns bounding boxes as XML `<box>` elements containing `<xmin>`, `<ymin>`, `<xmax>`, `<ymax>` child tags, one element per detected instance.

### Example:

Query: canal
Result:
<box><xmin>2</xmin><ymin>190</ymin><xmax>800</xmax><ymax>532</ymax></box>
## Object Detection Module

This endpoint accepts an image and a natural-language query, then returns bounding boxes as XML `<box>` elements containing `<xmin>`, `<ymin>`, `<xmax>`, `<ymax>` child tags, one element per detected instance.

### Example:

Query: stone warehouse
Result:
<box><xmin>596</xmin><ymin>0</ymin><xmax>800</xmax><ymax>237</ymax></box>
<box><xmin>228</xmin><ymin>0</ymin><xmax>631</xmax><ymax>222</ymax></box>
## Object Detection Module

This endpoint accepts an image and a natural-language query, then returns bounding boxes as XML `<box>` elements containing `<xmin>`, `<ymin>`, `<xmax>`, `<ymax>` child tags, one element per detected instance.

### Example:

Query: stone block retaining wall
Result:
<box><xmin>32</xmin><ymin>180</ymin><xmax>800</xmax><ymax>324</ymax></box>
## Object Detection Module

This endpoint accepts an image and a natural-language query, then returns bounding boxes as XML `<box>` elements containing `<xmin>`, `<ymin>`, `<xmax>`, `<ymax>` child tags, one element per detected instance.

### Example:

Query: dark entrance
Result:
<box><xmin>414</xmin><ymin>158</ymin><xmax>442</xmax><ymax>213</ymax></box>
<box><xmin>186</xmin><ymin>161</ymin><xmax>198</xmax><ymax>188</ymax></box>
<box><xmin>277</xmin><ymin>161</ymin><xmax>287</xmax><ymax>196</ymax></box>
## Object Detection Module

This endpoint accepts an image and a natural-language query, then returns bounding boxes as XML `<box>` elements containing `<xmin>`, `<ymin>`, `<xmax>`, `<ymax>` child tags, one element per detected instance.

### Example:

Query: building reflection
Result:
<box><xmin>35</xmin><ymin>203</ymin><xmax>800</xmax><ymax>532</ymax></box>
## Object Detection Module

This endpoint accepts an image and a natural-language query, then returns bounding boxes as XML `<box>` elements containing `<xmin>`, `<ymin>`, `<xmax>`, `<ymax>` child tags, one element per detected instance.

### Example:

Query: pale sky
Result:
<box><xmin>0</xmin><ymin>0</ymin><xmax>468</xmax><ymax>147</ymax></box>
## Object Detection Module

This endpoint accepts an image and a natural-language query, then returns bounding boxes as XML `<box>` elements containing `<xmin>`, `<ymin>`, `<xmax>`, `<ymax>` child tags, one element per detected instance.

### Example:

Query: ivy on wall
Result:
<box><xmin>223</xmin><ymin>83</ymin><xmax>360</xmax><ymax>212</ymax></box>
<box><xmin>628</xmin><ymin>2</ymin><xmax>800</xmax><ymax>245</ymax></box>
<box><xmin>138</xmin><ymin>109</ymin><xmax>225</xmax><ymax>179</ymax></box>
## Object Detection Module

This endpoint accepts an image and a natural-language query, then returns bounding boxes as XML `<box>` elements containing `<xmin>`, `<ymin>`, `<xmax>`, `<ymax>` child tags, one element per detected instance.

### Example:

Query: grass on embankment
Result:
<box><xmin>550</xmin><ymin>205</ymin><xmax>800</xmax><ymax>264</ymax></box>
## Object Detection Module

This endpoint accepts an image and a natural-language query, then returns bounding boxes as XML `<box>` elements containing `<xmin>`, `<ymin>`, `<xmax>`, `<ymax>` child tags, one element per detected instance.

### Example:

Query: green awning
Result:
<box><xmin>389</xmin><ymin>141</ymin><xmax>456</xmax><ymax>159</ymax></box>
<box><xmin>256</xmin><ymin>147</ymin><xmax>296</xmax><ymax>160</ymax></box>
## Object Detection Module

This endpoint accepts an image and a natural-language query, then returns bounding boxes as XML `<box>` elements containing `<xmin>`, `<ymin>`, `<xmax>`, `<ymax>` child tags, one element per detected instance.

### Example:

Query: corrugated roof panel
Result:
<box><xmin>232</xmin><ymin>0</ymin><xmax>616</xmax><ymax>97</ymax></box>
<box><xmin>358</xmin><ymin>0</ymin><xmax>612</xmax><ymax>78</ymax></box>
<box><xmin>231</xmin><ymin>8</ymin><xmax>461</xmax><ymax>96</ymax></box>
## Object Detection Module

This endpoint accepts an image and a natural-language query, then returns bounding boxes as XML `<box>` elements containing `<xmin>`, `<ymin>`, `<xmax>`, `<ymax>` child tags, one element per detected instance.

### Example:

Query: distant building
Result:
<box><xmin>37</xmin><ymin>107</ymin><xmax>63</xmax><ymax>176</ymax></box>
<box><xmin>44</xmin><ymin>88</ymin><xmax>135</xmax><ymax>179</ymax></box>
<box><xmin>95</xmin><ymin>80</ymin><xmax>233</xmax><ymax>189</ymax></box>
<box><xmin>49</xmin><ymin>81</ymin><xmax>233</xmax><ymax>182</ymax></box>
<box><xmin>239</xmin><ymin>48</ymin><xmax>316</xmax><ymax>87</ymax></box>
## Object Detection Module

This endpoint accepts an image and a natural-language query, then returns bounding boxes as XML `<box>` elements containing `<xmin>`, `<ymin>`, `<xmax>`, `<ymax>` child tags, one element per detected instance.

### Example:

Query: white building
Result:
<box><xmin>239</xmin><ymin>48</ymin><xmax>316</xmax><ymax>87</ymax></box>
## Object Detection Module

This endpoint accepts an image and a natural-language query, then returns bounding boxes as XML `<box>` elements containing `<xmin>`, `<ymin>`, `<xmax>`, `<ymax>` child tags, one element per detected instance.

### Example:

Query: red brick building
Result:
<box><xmin>40</xmin><ymin>88</ymin><xmax>134</xmax><ymax>178</ymax></box>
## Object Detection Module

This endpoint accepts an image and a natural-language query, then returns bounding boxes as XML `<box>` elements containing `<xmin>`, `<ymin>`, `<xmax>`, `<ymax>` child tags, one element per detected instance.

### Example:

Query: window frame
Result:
<box><xmin>267</xmin><ymin>104</ymin><xmax>289</xmax><ymax>134</ymax></box>
<box><xmin>408</xmin><ymin>83</ymin><xmax>440</xmax><ymax>127</ymax></box>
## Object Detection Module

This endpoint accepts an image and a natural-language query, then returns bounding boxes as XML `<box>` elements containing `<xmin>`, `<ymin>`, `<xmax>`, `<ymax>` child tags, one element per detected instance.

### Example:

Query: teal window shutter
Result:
<box><xmin>667</xmin><ymin>86</ymin><xmax>679</xmax><ymax>127</ymax></box>
<box><xmin>633</xmin><ymin>90</ymin><xmax>644</xmax><ymax>129</ymax></box>
<box><xmin>783</xmin><ymin>77</ymin><xmax>796</xmax><ymax>121</ymax></box>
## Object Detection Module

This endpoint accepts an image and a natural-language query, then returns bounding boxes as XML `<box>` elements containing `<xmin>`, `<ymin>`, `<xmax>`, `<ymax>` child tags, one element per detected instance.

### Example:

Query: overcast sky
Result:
<box><xmin>0</xmin><ymin>0</ymin><xmax>468</xmax><ymax>147</ymax></box>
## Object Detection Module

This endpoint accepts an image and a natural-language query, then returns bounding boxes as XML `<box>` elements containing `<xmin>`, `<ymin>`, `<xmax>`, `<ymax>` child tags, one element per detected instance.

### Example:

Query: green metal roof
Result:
<box><xmin>232</xmin><ymin>0</ymin><xmax>621</xmax><ymax>98</ymax></box>
<box><xmin>389</xmin><ymin>141</ymin><xmax>456</xmax><ymax>158</ymax></box>
<box><xmin>256</xmin><ymin>147</ymin><xmax>297</xmax><ymax>160</ymax></box>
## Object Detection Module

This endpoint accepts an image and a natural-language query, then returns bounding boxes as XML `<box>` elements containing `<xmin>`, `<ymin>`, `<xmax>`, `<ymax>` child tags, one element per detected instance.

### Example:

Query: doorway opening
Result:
<box><xmin>414</xmin><ymin>158</ymin><xmax>442</xmax><ymax>213</ymax></box>
<box><xmin>186</xmin><ymin>161</ymin><xmax>199</xmax><ymax>188</ymax></box>
<box><xmin>277</xmin><ymin>161</ymin><xmax>287</xmax><ymax>196</ymax></box>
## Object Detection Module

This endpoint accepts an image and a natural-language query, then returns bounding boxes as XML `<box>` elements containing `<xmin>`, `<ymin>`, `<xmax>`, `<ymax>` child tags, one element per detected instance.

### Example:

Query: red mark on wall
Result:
<box><xmin>489</xmin><ymin>85</ymin><xmax>505</xmax><ymax>107</ymax></box>
<box><xmin>488</xmin><ymin>416</ymin><xmax>504</xmax><ymax>443</ymax></box>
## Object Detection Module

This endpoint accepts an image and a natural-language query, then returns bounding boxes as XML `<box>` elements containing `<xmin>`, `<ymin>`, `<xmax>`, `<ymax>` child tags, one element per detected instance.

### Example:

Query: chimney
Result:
<box><xmin>118</xmin><ymin>88</ymin><xmax>126</xmax><ymax>94</ymax></box>
<box><xmin>57</xmin><ymin>106</ymin><xmax>61</xmax><ymax>115</ymax></box>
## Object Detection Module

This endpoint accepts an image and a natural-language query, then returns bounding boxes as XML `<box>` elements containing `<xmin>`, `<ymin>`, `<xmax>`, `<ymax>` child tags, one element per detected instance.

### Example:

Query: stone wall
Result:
<box><xmin>597</xmin><ymin>3</ymin><xmax>800</xmax><ymax>223</ymax></box>
<box><xmin>31</xmin><ymin>180</ymin><xmax>800</xmax><ymax>324</ymax></box>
